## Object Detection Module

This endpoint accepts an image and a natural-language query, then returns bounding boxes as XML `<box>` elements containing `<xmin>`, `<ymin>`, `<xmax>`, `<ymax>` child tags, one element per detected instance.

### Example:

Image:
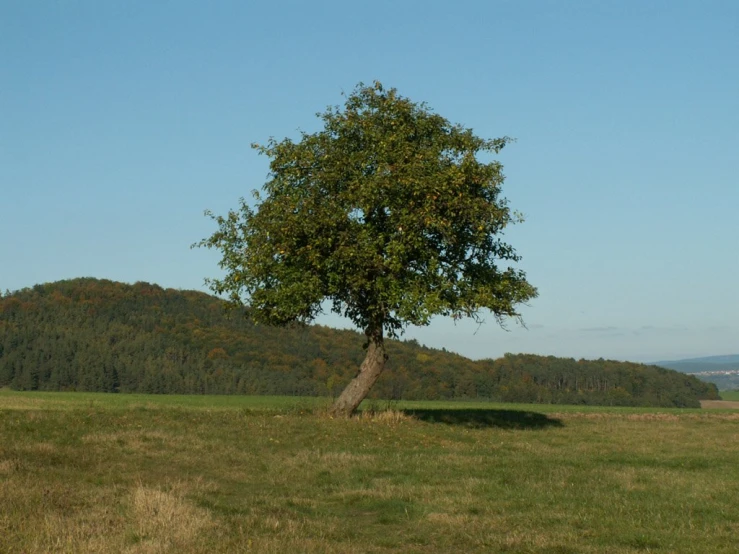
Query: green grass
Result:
<box><xmin>2</xmin><ymin>391</ymin><xmax>739</xmax><ymax>553</ymax></box>
<box><xmin>720</xmin><ymin>390</ymin><xmax>739</xmax><ymax>401</ymax></box>
<box><xmin>0</xmin><ymin>389</ymin><xmax>326</xmax><ymax>411</ymax></box>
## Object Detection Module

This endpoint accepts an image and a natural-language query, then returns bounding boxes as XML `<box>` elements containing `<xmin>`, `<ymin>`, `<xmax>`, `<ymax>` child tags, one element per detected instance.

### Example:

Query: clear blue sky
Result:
<box><xmin>2</xmin><ymin>1</ymin><xmax>737</xmax><ymax>363</ymax></box>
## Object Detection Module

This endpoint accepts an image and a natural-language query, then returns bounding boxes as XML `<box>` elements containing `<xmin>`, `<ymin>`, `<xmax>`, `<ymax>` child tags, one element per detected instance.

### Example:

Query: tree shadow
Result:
<box><xmin>402</xmin><ymin>408</ymin><xmax>564</xmax><ymax>430</ymax></box>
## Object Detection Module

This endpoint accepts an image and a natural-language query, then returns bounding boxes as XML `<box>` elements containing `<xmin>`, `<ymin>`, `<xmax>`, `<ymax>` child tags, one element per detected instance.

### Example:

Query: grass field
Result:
<box><xmin>720</xmin><ymin>390</ymin><xmax>739</xmax><ymax>401</ymax></box>
<box><xmin>2</xmin><ymin>391</ymin><xmax>739</xmax><ymax>553</ymax></box>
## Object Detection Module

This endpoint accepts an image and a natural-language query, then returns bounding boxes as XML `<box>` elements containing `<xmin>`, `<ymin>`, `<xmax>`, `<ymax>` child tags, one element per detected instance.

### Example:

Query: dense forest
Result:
<box><xmin>0</xmin><ymin>278</ymin><xmax>719</xmax><ymax>408</ymax></box>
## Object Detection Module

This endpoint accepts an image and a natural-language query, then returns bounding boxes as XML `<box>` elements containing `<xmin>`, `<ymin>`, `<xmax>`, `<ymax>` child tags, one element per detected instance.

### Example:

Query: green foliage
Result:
<box><xmin>0</xmin><ymin>278</ymin><xmax>719</xmax><ymax>407</ymax></box>
<box><xmin>197</xmin><ymin>82</ymin><xmax>537</xmax><ymax>338</ymax></box>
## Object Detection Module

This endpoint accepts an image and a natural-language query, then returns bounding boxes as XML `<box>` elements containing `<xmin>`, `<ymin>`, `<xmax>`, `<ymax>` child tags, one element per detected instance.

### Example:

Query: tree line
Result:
<box><xmin>0</xmin><ymin>278</ymin><xmax>719</xmax><ymax>407</ymax></box>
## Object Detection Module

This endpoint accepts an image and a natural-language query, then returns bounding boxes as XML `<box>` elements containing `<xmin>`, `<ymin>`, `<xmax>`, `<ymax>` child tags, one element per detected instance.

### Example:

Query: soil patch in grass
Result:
<box><xmin>701</xmin><ymin>400</ymin><xmax>739</xmax><ymax>409</ymax></box>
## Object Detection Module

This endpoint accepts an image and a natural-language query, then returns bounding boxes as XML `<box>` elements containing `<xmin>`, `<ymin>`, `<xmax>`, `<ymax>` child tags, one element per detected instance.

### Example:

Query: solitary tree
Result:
<box><xmin>197</xmin><ymin>82</ymin><xmax>537</xmax><ymax>416</ymax></box>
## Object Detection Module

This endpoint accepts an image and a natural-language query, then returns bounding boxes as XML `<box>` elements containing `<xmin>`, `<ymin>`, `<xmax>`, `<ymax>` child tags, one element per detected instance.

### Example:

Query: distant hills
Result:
<box><xmin>655</xmin><ymin>354</ymin><xmax>739</xmax><ymax>370</ymax></box>
<box><xmin>0</xmin><ymin>278</ymin><xmax>719</xmax><ymax>407</ymax></box>
<box><xmin>654</xmin><ymin>355</ymin><xmax>739</xmax><ymax>391</ymax></box>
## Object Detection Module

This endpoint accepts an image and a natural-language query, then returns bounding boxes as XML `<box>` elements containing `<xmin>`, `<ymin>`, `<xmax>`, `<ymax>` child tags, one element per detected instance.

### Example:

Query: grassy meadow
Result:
<box><xmin>1</xmin><ymin>390</ymin><xmax>739</xmax><ymax>553</ymax></box>
<box><xmin>720</xmin><ymin>390</ymin><xmax>739</xmax><ymax>401</ymax></box>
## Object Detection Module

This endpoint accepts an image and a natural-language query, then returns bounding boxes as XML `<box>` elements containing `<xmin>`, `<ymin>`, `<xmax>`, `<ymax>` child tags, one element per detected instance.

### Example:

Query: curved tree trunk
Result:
<box><xmin>331</xmin><ymin>330</ymin><xmax>387</xmax><ymax>417</ymax></box>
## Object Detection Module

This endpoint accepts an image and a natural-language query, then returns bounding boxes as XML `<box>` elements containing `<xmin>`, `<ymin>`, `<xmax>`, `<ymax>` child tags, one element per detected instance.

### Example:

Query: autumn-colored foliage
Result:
<box><xmin>0</xmin><ymin>278</ymin><xmax>718</xmax><ymax>407</ymax></box>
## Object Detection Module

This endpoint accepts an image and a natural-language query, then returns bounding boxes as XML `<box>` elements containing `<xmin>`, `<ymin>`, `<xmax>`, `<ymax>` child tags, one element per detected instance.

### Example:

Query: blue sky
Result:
<box><xmin>2</xmin><ymin>1</ymin><xmax>737</xmax><ymax>363</ymax></box>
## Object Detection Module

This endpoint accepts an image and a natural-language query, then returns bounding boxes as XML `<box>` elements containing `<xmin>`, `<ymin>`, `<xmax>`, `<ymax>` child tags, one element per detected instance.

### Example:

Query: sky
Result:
<box><xmin>2</xmin><ymin>1</ymin><xmax>737</xmax><ymax>363</ymax></box>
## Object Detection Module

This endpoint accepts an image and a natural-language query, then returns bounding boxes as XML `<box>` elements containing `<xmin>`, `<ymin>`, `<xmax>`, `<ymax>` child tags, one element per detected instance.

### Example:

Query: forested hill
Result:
<box><xmin>0</xmin><ymin>278</ymin><xmax>719</xmax><ymax>407</ymax></box>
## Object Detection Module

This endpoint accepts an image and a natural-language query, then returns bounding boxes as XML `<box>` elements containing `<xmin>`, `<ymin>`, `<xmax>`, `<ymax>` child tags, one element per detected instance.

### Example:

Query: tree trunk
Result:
<box><xmin>331</xmin><ymin>330</ymin><xmax>387</xmax><ymax>417</ymax></box>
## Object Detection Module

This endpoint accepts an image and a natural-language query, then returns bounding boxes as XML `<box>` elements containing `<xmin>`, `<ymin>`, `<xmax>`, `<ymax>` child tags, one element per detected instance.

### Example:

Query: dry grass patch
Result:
<box><xmin>624</xmin><ymin>412</ymin><xmax>681</xmax><ymax>421</ymax></box>
<box><xmin>0</xmin><ymin>479</ymin><xmax>128</xmax><ymax>554</ymax></box>
<box><xmin>0</xmin><ymin>396</ymin><xmax>48</xmax><ymax>410</ymax></box>
<box><xmin>27</xmin><ymin>441</ymin><xmax>59</xmax><ymax>454</ymax></box>
<box><xmin>701</xmin><ymin>400</ymin><xmax>739</xmax><ymax>409</ymax></box>
<box><xmin>355</xmin><ymin>408</ymin><xmax>411</xmax><ymax>425</ymax></box>
<box><xmin>0</xmin><ymin>458</ymin><xmax>21</xmax><ymax>474</ymax></box>
<box><xmin>127</xmin><ymin>482</ymin><xmax>216</xmax><ymax>553</ymax></box>
<box><xmin>33</xmin><ymin>507</ymin><xmax>126</xmax><ymax>554</ymax></box>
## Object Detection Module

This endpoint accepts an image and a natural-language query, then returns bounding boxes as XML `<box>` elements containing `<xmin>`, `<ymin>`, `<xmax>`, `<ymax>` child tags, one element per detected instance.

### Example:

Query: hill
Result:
<box><xmin>0</xmin><ymin>278</ymin><xmax>719</xmax><ymax>407</ymax></box>
<box><xmin>654</xmin><ymin>355</ymin><xmax>739</xmax><ymax>391</ymax></box>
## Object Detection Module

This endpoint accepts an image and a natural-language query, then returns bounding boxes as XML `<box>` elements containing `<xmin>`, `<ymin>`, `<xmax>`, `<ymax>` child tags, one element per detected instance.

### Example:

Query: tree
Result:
<box><xmin>197</xmin><ymin>82</ymin><xmax>538</xmax><ymax>416</ymax></box>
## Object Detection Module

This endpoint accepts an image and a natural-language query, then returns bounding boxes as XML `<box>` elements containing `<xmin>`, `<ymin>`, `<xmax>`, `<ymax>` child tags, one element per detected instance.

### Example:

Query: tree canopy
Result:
<box><xmin>198</xmin><ymin>82</ymin><xmax>538</xmax><ymax>414</ymax></box>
